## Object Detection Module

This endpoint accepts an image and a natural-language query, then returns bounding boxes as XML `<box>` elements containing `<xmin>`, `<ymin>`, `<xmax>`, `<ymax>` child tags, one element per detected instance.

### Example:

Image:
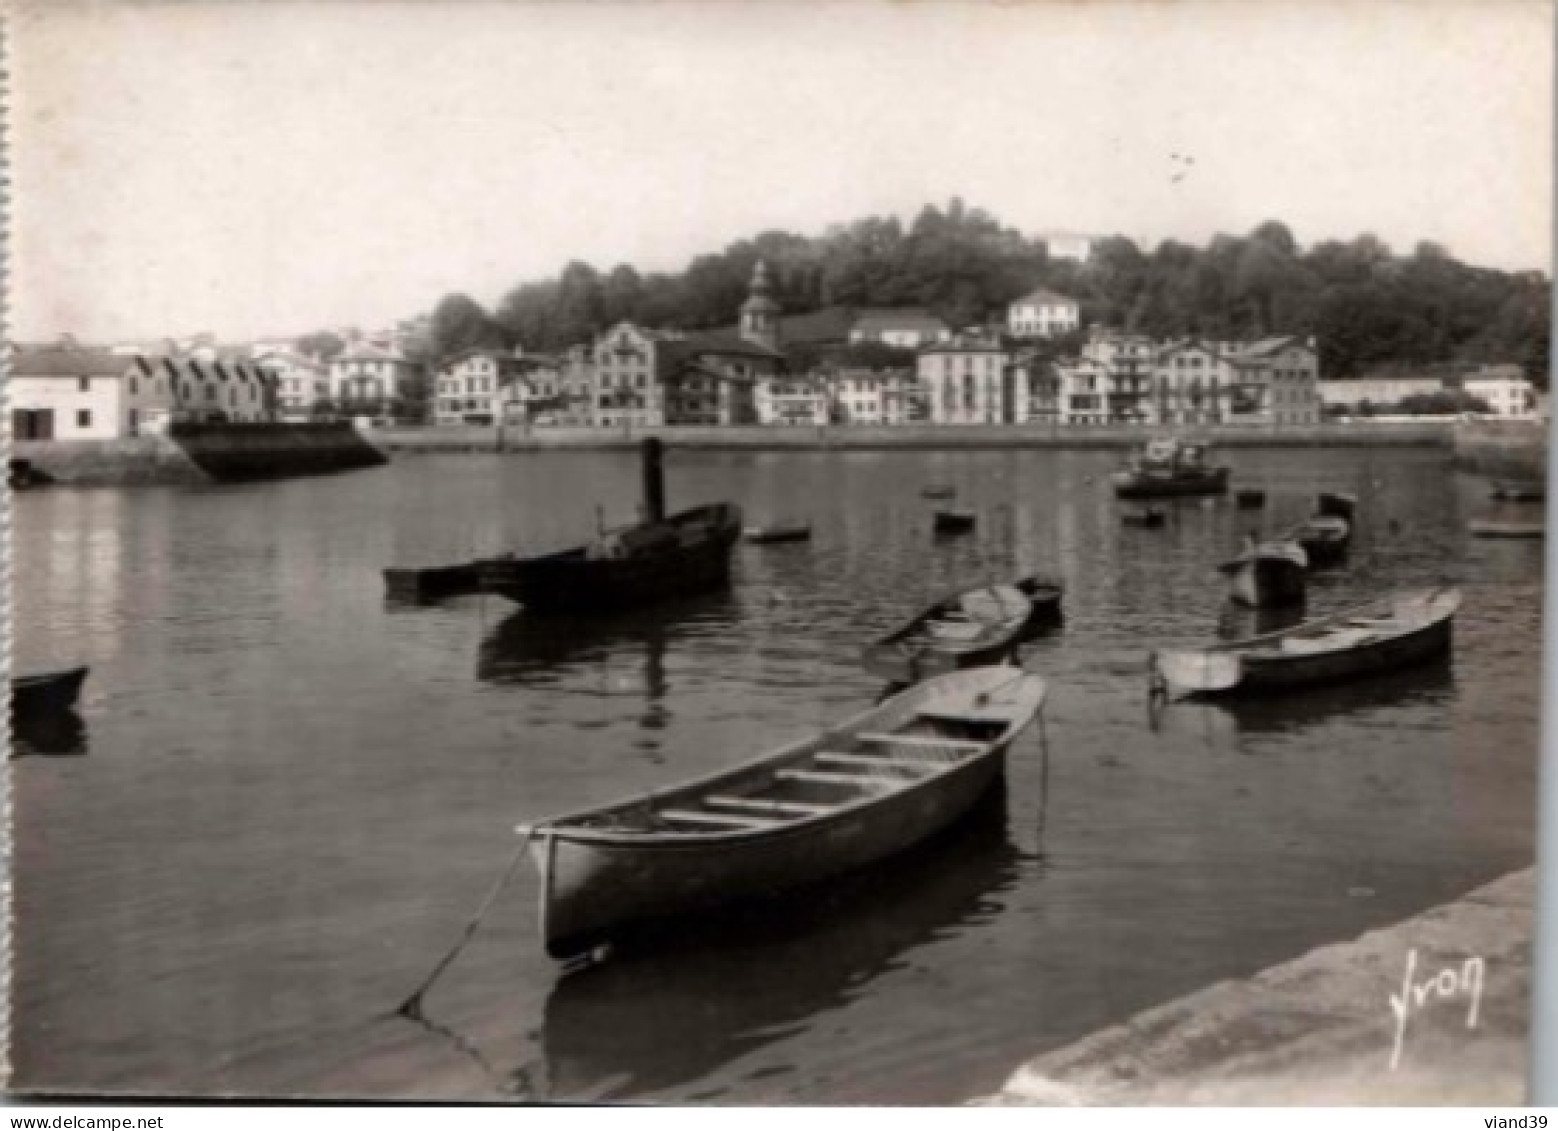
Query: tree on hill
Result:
<box><xmin>430</xmin><ymin>293</ymin><xmax>509</xmax><ymax>363</ymax></box>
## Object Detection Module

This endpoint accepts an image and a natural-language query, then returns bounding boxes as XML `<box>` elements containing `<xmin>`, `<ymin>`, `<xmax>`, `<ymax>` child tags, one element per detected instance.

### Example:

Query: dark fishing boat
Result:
<box><xmin>1469</xmin><ymin>519</ymin><xmax>1545</xmax><ymax>539</ymax></box>
<box><xmin>1151</xmin><ymin>588</ymin><xmax>1460</xmax><ymax>697</ymax></box>
<box><xmin>1235</xmin><ymin>489</ymin><xmax>1267</xmax><ymax>509</ymax></box>
<box><xmin>1287</xmin><ymin>514</ymin><xmax>1351</xmax><ymax>568</ymax></box>
<box><xmin>1111</xmin><ymin>438</ymin><xmax>1231</xmax><ymax>499</ymax></box>
<box><xmin>1217</xmin><ymin>538</ymin><xmax>1308</xmax><ymax>608</ymax></box>
<box><xmin>383</xmin><ymin>560</ymin><xmax>491</xmax><ymax>602</ymax></box>
<box><xmin>1491</xmin><ymin>479</ymin><xmax>1546</xmax><ymax>502</ymax></box>
<box><xmin>478</xmin><ymin>439</ymin><xmax>743</xmax><ymax>613</ymax></box>
<box><xmin>515</xmin><ymin>666</ymin><xmax>1047</xmax><ymax>960</ymax></box>
<box><xmin>1121</xmin><ymin>507</ymin><xmax>1167</xmax><ymax>528</ymax></box>
<box><xmin>9</xmin><ymin>458</ymin><xmax>51</xmax><ymax>490</ymax></box>
<box><xmin>932</xmin><ymin>509</ymin><xmax>976</xmax><ymax>535</ymax></box>
<box><xmin>743</xmin><ymin>522</ymin><xmax>812</xmax><ymax>544</ymax></box>
<box><xmin>13</xmin><ymin>666</ymin><xmax>89</xmax><ymax>715</ymax></box>
<box><xmin>480</xmin><ymin>503</ymin><xmax>743</xmax><ymax>612</ymax></box>
<box><xmin>861</xmin><ymin>577</ymin><xmax>1063</xmax><ymax>686</ymax></box>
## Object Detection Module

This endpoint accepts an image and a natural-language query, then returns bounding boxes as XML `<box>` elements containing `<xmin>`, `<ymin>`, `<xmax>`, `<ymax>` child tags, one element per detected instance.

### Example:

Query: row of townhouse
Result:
<box><xmin>1318</xmin><ymin>364</ymin><xmax>1540</xmax><ymax>419</ymax></box>
<box><xmin>10</xmin><ymin>344</ymin><xmax>280</xmax><ymax>441</ymax></box>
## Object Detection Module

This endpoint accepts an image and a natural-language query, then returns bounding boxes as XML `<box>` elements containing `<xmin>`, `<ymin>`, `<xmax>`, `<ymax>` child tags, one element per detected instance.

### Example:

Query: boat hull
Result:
<box><xmin>861</xmin><ymin>578</ymin><xmax>1061</xmax><ymax>685</ymax></box>
<box><xmin>1113</xmin><ymin>466</ymin><xmax>1230</xmax><ymax>499</ymax></box>
<box><xmin>1237</xmin><ymin>617</ymin><xmax>1453</xmax><ymax>693</ymax></box>
<box><xmin>13</xmin><ymin>666</ymin><xmax>89</xmax><ymax>715</ymax></box>
<box><xmin>532</xmin><ymin>750</ymin><xmax>1008</xmax><ymax>959</ymax></box>
<box><xmin>383</xmin><ymin>562</ymin><xmax>490</xmax><ymax>602</ymax></box>
<box><xmin>744</xmin><ymin>526</ymin><xmax>811</xmax><ymax>544</ymax></box>
<box><xmin>932</xmin><ymin>511</ymin><xmax>976</xmax><ymax>534</ymax></box>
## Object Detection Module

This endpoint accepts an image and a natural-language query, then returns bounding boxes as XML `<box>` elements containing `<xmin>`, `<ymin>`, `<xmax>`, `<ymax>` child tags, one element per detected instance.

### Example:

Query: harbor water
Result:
<box><xmin>10</xmin><ymin>445</ymin><xmax>1542</xmax><ymax>1102</ymax></box>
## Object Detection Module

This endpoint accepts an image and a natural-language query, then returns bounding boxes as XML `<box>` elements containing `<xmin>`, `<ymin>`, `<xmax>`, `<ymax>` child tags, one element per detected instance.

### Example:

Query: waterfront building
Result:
<box><xmin>1463</xmin><ymin>366</ymin><xmax>1538</xmax><ymax>419</ymax></box>
<box><xmin>159</xmin><ymin>356</ymin><xmax>278</xmax><ymax>424</ymax></box>
<box><xmin>754</xmin><ymin>374</ymin><xmax>829</xmax><ymax>425</ymax></box>
<box><xmin>1149</xmin><ymin>340</ymin><xmax>1229</xmax><ymax>426</ymax></box>
<box><xmin>255</xmin><ymin>348</ymin><xmax>330</xmax><ymax>422</ymax></box>
<box><xmin>9</xmin><ymin>345</ymin><xmax>173</xmax><ymax>439</ymax></box>
<box><xmin>1319</xmin><ymin>377</ymin><xmax>1444</xmax><ymax>411</ymax></box>
<box><xmin>555</xmin><ymin>345</ymin><xmax>597</xmax><ymax>426</ymax></box>
<box><xmin>830</xmin><ymin>366</ymin><xmax>918</xmax><ymax>425</ymax></box>
<box><xmin>592</xmin><ymin>321</ymin><xmax>675</xmax><ymax>429</ymax></box>
<box><xmin>328</xmin><ymin>339</ymin><xmax>417</xmax><ymax>418</ymax></box>
<box><xmin>847</xmin><ymin>309</ymin><xmax>951</xmax><ymax>350</ymax></box>
<box><xmin>1220</xmin><ymin>336</ymin><xmax>1322</xmax><ymax>426</ymax></box>
<box><xmin>1007</xmin><ymin>288</ymin><xmax>1081</xmax><ymax>339</ymax></box>
<box><xmin>433</xmin><ymin>347</ymin><xmax>522</xmax><ymax>426</ymax></box>
<box><xmin>917</xmin><ymin>333</ymin><xmax>1028</xmax><ymax>425</ymax></box>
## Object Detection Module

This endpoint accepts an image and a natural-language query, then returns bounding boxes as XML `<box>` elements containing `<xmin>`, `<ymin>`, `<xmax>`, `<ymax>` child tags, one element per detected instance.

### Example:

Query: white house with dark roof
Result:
<box><xmin>847</xmin><ymin>309</ymin><xmax>951</xmax><ymax>350</ymax></box>
<box><xmin>328</xmin><ymin>339</ymin><xmax>417</xmax><ymax>414</ymax></box>
<box><xmin>255</xmin><ymin>348</ymin><xmax>329</xmax><ymax>422</ymax></box>
<box><xmin>1007</xmin><ymin>288</ymin><xmax>1081</xmax><ymax>339</ymax></box>
<box><xmin>9</xmin><ymin>345</ymin><xmax>165</xmax><ymax>439</ymax></box>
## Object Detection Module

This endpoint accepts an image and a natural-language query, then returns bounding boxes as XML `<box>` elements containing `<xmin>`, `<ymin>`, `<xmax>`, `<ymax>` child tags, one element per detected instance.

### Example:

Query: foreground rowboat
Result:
<box><xmin>861</xmin><ymin>577</ymin><xmax>1063</xmax><ymax>685</ymax></box>
<box><xmin>516</xmin><ymin>666</ymin><xmax>1047</xmax><ymax>960</ymax></box>
<box><xmin>1152</xmin><ymin>587</ymin><xmax>1460</xmax><ymax>697</ymax></box>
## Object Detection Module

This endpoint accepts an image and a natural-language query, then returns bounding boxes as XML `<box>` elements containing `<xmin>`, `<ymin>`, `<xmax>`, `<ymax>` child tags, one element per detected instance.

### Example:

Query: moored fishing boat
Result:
<box><xmin>1111</xmin><ymin>438</ymin><xmax>1231</xmax><ymax>499</ymax></box>
<box><xmin>515</xmin><ymin>665</ymin><xmax>1047</xmax><ymax>960</ymax></box>
<box><xmin>480</xmin><ymin>503</ymin><xmax>742</xmax><ymax>612</ymax></box>
<box><xmin>1150</xmin><ymin>587</ymin><xmax>1460</xmax><ymax>697</ymax></box>
<box><xmin>383</xmin><ymin>560</ymin><xmax>492</xmax><ymax>602</ymax></box>
<box><xmin>13</xmin><ymin>666</ymin><xmax>89</xmax><ymax>715</ymax></box>
<box><xmin>861</xmin><ymin>577</ymin><xmax>1063</xmax><ymax>685</ymax></box>
<box><xmin>1217</xmin><ymin>537</ymin><xmax>1308</xmax><ymax>608</ymax></box>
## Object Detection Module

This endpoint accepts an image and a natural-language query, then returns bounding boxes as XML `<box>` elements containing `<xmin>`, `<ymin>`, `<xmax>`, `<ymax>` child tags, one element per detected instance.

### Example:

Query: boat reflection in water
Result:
<box><xmin>513</xmin><ymin>784</ymin><xmax>1023</xmax><ymax>1102</ymax></box>
<box><xmin>11</xmin><ymin>709</ymin><xmax>89</xmax><ymax>757</ymax></box>
<box><xmin>1163</xmin><ymin>655</ymin><xmax>1454</xmax><ymax>742</ymax></box>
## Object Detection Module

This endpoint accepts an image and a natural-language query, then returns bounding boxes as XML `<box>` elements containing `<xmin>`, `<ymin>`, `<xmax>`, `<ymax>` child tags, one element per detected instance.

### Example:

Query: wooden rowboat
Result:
<box><xmin>13</xmin><ymin>666</ymin><xmax>89</xmax><ymax>715</ymax></box>
<box><xmin>743</xmin><ymin>522</ymin><xmax>812</xmax><ymax>544</ymax></box>
<box><xmin>1217</xmin><ymin>538</ymin><xmax>1308</xmax><ymax>608</ymax></box>
<box><xmin>516</xmin><ymin>666</ymin><xmax>1047</xmax><ymax>960</ymax></box>
<box><xmin>1469</xmin><ymin>519</ymin><xmax>1545</xmax><ymax>539</ymax></box>
<box><xmin>861</xmin><ymin>577</ymin><xmax>1063</xmax><ymax>686</ymax></box>
<box><xmin>1152</xmin><ymin>588</ymin><xmax>1460</xmax><ymax>697</ymax></box>
<box><xmin>933</xmin><ymin>509</ymin><xmax>976</xmax><ymax>535</ymax></box>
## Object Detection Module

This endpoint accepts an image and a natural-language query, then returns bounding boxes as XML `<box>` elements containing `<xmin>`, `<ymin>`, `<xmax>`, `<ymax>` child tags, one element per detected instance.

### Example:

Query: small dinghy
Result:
<box><xmin>1121</xmin><ymin>507</ymin><xmax>1167</xmax><ymax>528</ymax></box>
<box><xmin>13</xmin><ymin>666</ymin><xmax>89</xmax><ymax>715</ymax></box>
<box><xmin>861</xmin><ymin>577</ymin><xmax>1063</xmax><ymax>685</ymax></box>
<box><xmin>1235</xmin><ymin>489</ymin><xmax>1266</xmax><ymax>509</ymax></box>
<box><xmin>516</xmin><ymin>666</ymin><xmax>1048</xmax><ymax>959</ymax></box>
<box><xmin>1469</xmin><ymin>519</ymin><xmax>1545</xmax><ymax>539</ymax></box>
<box><xmin>933</xmin><ymin>509</ymin><xmax>976</xmax><ymax>535</ymax></box>
<box><xmin>1287</xmin><ymin>514</ymin><xmax>1351</xmax><ymax>569</ymax></box>
<box><xmin>744</xmin><ymin>523</ymin><xmax>812</xmax><ymax>545</ymax></box>
<box><xmin>1317</xmin><ymin>492</ymin><xmax>1358</xmax><ymax>522</ymax></box>
<box><xmin>1151</xmin><ymin>588</ymin><xmax>1460</xmax><ymax>697</ymax></box>
<box><xmin>1217</xmin><ymin>538</ymin><xmax>1308</xmax><ymax>608</ymax></box>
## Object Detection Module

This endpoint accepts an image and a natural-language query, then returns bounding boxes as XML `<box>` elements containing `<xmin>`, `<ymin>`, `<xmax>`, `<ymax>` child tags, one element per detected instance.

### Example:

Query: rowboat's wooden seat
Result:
<box><xmin>659</xmin><ymin>808</ymin><xmax>785</xmax><ymax>829</ymax></box>
<box><xmin>776</xmin><ymin>769</ymin><xmax>899</xmax><ymax>789</ymax></box>
<box><xmin>926</xmin><ymin>620</ymin><xmax>985</xmax><ymax>642</ymax></box>
<box><xmin>815</xmin><ymin>751</ymin><xmax>939</xmax><ymax>773</ymax></box>
<box><xmin>857</xmin><ymin>732</ymin><xmax>984</xmax><ymax>752</ymax></box>
<box><xmin>705</xmin><ymin>795</ymin><xmax>835</xmax><ymax>816</ymax></box>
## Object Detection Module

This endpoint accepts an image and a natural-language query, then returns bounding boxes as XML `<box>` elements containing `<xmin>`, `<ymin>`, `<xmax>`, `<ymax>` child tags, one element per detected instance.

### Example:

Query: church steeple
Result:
<box><xmin>740</xmin><ymin>259</ymin><xmax>780</xmax><ymax>350</ymax></box>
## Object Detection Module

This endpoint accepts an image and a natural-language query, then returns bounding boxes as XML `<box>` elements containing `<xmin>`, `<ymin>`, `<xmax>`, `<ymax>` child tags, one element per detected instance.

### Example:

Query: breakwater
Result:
<box><xmin>13</xmin><ymin>422</ymin><xmax>387</xmax><ymax>486</ymax></box>
<box><xmin>374</xmin><ymin>421</ymin><xmax>1453</xmax><ymax>454</ymax></box>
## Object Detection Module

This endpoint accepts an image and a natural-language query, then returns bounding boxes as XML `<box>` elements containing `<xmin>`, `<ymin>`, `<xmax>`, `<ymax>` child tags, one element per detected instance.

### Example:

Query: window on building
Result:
<box><xmin>77</xmin><ymin>409</ymin><xmax>92</xmax><ymax>428</ymax></box>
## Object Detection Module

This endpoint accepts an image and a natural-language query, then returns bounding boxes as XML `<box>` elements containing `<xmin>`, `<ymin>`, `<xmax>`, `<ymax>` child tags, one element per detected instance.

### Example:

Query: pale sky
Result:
<box><xmin>9</xmin><ymin>0</ymin><xmax>1554</xmax><ymax>343</ymax></box>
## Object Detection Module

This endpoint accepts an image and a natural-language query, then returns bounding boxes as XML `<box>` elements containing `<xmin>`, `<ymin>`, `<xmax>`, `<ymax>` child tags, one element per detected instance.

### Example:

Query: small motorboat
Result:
<box><xmin>1152</xmin><ymin>588</ymin><xmax>1460</xmax><ymax>697</ymax></box>
<box><xmin>1235</xmin><ymin>489</ymin><xmax>1266</xmax><ymax>509</ymax></box>
<box><xmin>13</xmin><ymin>666</ymin><xmax>89</xmax><ymax>715</ymax></box>
<box><xmin>1469</xmin><ymin>519</ymin><xmax>1545</xmax><ymax>539</ymax></box>
<box><xmin>921</xmin><ymin>484</ymin><xmax>957</xmax><ymax>500</ymax></box>
<box><xmin>1217</xmin><ymin>537</ymin><xmax>1308</xmax><ymax>608</ymax></box>
<box><xmin>861</xmin><ymin>577</ymin><xmax>1063</xmax><ymax>686</ymax></box>
<box><xmin>932</xmin><ymin>509</ymin><xmax>976</xmax><ymax>535</ymax></box>
<box><xmin>1121</xmin><ymin>507</ymin><xmax>1167</xmax><ymax>528</ymax></box>
<box><xmin>1111</xmin><ymin>437</ymin><xmax>1231</xmax><ymax>499</ymax></box>
<box><xmin>383</xmin><ymin>561</ymin><xmax>491</xmax><ymax>603</ymax></box>
<box><xmin>743</xmin><ymin>523</ymin><xmax>812</xmax><ymax>545</ymax></box>
<box><xmin>1286</xmin><ymin>514</ymin><xmax>1351</xmax><ymax>569</ymax></box>
<box><xmin>1491</xmin><ymin>479</ymin><xmax>1546</xmax><ymax>503</ymax></box>
<box><xmin>515</xmin><ymin>665</ymin><xmax>1048</xmax><ymax>960</ymax></box>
